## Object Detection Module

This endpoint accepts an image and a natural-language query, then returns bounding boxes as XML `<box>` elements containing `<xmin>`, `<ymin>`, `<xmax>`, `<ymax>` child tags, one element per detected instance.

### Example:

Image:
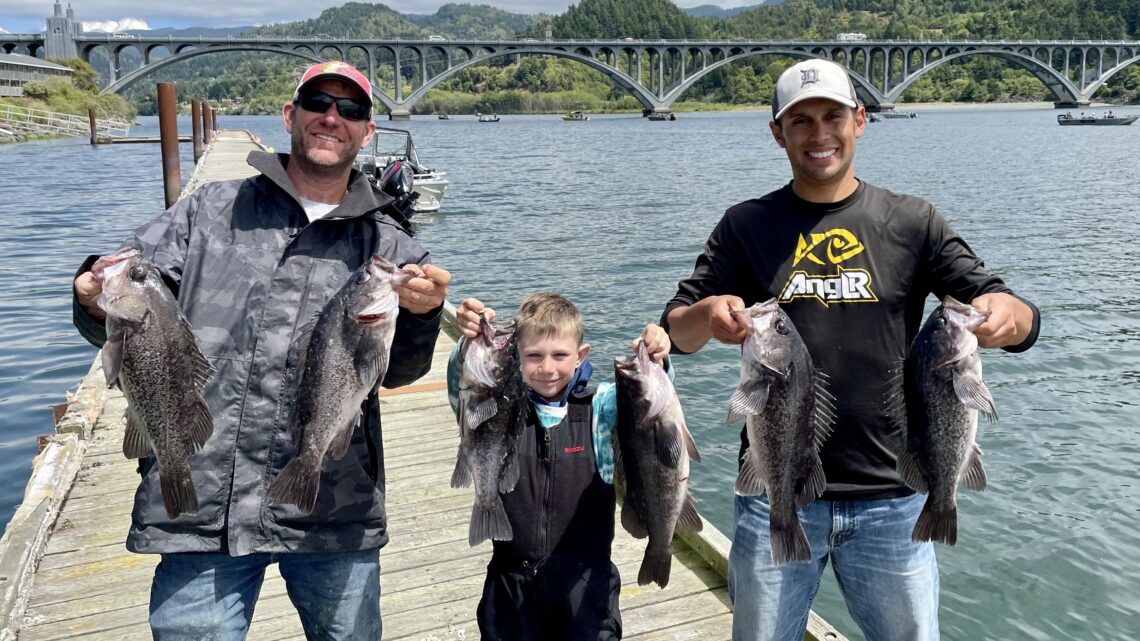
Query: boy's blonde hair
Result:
<box><xmin>515</xmin><ymin>293</ymin><xmax>584</xmax><ymax>345</ymax></box>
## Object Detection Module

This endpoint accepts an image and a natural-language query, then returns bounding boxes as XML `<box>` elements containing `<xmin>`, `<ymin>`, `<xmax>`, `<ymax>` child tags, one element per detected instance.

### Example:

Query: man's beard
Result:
<box><xmin>290</xmin><ymin>126</ymin><xmax>358</xmax><ymax>177</ymax></box>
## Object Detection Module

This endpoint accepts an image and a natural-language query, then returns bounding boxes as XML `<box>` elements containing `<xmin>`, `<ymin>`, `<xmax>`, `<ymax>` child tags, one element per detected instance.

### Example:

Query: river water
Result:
<box><xmin>1</xmin><ymin>107</ymin><xmax>1137</xmax><ymax>640</ymax></box>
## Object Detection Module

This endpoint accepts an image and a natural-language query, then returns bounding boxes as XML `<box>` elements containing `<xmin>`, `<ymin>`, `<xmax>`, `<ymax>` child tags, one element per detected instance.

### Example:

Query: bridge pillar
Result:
<box><xmin>388</xmin><ymin>109</ymin><xmax>412</xmax><ymax>121</ymax></box>
<box><xmin>1053</xmin><ymin>100</ymin><xmax>1090</xmax><ymax>109</ymax></box>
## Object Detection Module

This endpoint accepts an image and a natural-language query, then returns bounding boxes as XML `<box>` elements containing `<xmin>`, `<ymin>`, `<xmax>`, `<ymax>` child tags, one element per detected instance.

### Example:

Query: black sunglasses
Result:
<box><xmin>295</xmin><ymin>89</ymin><xmax>371</xmax><ymax>121</ymax></box>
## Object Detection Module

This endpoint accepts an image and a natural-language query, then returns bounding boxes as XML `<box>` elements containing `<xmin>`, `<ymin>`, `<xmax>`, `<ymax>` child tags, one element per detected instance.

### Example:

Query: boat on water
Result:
<box><xmin>476</xmin><ymin>112</ymin><xmax>500</xmax><ymax>122</ymax></box>
<box><xmin>562</xmin><ymin>110</ymin><xmax>589</xmax><ymax>121</ymax></box>
<box><xmin>648</xmin><ymin>112</ymin><xmax>676</xmax><ymax>121</ymax></box>
<box><xmin>437</xmin><ymin>113</ymin><xmax>450</xmax><ymax>120</ymax></box>
<box><xmin>1057</xmin><ymin>112</ymin><xmax>1137</xmax><ymax>126</ymax></box>
<box><xmin>867</xmin><ymin>113</ymin><xmax>882</xmax><ymax>123</ymax></box>
<box><xmin>354</xmin><ymin>126</ymin><xmax>449</xmax><ymax>213</ymax></box>
<box><xmin>880</xmin><ymin>110</ymin><xmax>917</xmax><ymax>119</ymax></box>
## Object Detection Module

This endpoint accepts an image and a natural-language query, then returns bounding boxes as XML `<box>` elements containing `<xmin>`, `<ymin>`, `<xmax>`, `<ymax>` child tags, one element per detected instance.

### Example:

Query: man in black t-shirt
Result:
<box><xmin>661</xmin><ymin>59</ymin><xmax>1039</xmax><ymax>641</ymax></box>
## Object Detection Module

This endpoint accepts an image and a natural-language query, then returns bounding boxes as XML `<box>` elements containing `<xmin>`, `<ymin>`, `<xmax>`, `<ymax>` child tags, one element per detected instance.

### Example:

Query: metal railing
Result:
<box><xmin>0</xmin><ymin>102</ymin><xmax>131</xmax><ymax>139</ymax></box>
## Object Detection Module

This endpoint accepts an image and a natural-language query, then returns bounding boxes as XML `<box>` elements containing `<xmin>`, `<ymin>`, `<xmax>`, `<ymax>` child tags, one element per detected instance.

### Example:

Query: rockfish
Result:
<box><xmin>98</xmin><ymin>247</ymin><xmax>213</xmax><ymax>519</ymax></box>
<box><xmin>450</xmin><ymin>313</ymin><xmax>526</xmax><ymax>546</ymax></box>
<box><xmin>895</xmin><ymin>296</ymin><xmax>997</xmax><ymax>545</ymax></box>
<box><xmin>727</xmin><ymin>299</ymin><xmax>834</xmax><ymax>565</ymax></box>
<box><xmin>614</xmin><ymin>340</ymin><xmax>703</xmax><ymax>588</ymax></box>
<box><xmin>266</xmin><ymin>255</ymin><xmax>411</xmax><ymax>513</ymax></box>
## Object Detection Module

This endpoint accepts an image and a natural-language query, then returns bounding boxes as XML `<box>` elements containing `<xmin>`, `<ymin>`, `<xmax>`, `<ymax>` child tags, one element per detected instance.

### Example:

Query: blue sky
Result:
<box><xmin>0</xmin><ymin>1</ymin><xmax>750</xmax><ymax>34</ymax></box>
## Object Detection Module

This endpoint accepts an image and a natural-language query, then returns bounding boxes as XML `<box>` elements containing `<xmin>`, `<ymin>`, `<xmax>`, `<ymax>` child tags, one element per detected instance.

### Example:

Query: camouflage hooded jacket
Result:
<box><xmin>73</xmin><ymin>151</ymin><xmax>442</xmax><ymax>555</ymax></box>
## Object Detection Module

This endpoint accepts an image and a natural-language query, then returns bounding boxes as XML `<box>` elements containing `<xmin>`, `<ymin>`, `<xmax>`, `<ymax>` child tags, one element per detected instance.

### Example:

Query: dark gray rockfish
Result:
<box><xmin>727</xmin><ymin>299</ymin><xmax>834</xmax><ymax>565</ymax></box>
<box><xmin>98</xmin><ymin>247</ymin><xmax>213</xmax><ymax>519</ymax></box>
<box><xmin>266</xmin><ymin>255</ymin><xmax>411</xmax><ymax>513</ymax></box>
<box><xmin>614</xmin><ymin>340</ymin><xmax>703</xmax><ymax>588</ymax></box>
<box><xmin>450</xmin><ymin>313</ymin><xmax>526</xmax><ymax>546</ymax></box>
<box><xmin>894</xmin><ymin>296</ymin><xmax>997</xmax><ymax>545</ymax></box>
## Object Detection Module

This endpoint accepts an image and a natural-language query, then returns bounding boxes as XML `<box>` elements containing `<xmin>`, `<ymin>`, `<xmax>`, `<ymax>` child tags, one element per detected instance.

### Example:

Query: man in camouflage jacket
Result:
<box><xmin>71</xmin><ymin>61</ymin><xmax>450</xmax><ymax>640</ymax></box>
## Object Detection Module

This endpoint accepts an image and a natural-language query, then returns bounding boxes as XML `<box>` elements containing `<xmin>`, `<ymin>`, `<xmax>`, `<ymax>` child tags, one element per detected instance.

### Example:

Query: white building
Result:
<box><xmin>0</xmin><ymin>53</ymin><xmax>73</xmax><ymax>97</ymax></box>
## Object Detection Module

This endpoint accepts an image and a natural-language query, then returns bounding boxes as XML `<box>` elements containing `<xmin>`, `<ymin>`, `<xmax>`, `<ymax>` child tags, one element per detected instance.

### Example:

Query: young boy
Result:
<box><xmin>447</xmin><ymin>293</ymin><xmax>671</xmax><ymax>641</ymax></box>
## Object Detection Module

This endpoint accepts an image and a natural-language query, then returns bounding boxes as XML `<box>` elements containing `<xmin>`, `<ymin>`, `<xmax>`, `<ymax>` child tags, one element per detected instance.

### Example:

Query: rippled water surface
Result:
<box><xmin>1</xmin><ymin>108</ymin><xmax>1137</xmax><ymax>640</ymax></box>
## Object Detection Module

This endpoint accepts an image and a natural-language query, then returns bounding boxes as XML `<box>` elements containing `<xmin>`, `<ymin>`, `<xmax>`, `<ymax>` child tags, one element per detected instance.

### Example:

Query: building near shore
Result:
<box><xmin>0</xmin><ymin>53</ymin><xmax>73</xmax><ymax>97</ymax></box>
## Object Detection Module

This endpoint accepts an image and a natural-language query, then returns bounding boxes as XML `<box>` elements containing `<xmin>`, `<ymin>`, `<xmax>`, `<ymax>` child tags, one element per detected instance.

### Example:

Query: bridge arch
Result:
<box><xmin>398</xmin><ymin>46</ymin><xmax>662</xmax><ymax>113</ymax></box>
<box><xmin>884</xmin><ymin>49</ymin><xmax>1080</xmax><ymax>104</ymax></box>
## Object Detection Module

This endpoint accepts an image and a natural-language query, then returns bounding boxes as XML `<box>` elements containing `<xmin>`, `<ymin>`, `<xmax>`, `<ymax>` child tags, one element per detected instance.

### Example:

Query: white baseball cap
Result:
<box><xmin>772</xmin><ymin>59</ymin><xmax>858</xmax><ymax>120</ymax></box>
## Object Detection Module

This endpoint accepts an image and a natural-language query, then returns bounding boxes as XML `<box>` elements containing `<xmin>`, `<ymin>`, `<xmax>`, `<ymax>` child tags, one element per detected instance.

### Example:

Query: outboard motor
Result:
<box><xmin>376</xmin><ymin>158</ymin><xmax>419</xmax><ymax>235</ymax></box>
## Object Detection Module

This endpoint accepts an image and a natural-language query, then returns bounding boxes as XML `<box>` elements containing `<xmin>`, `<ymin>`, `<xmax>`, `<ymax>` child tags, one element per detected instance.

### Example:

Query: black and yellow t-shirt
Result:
<box><xmin>663</xmin><ymin>180</ymin><xmax>1039</xmax><ymax>500</ymax></box>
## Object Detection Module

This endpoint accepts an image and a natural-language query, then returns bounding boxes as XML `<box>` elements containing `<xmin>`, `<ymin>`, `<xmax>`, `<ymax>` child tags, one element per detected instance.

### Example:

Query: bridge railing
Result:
<box><xmin>0</xmin><ymin>103</ymin><xmax>130</xmax><ymax>139</ymax></box>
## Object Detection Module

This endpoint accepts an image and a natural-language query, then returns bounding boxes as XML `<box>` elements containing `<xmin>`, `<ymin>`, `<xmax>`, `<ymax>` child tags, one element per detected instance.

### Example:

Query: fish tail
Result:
<box><xmin>266</xmin><ymin>458</ymin><xmax>320</xmax><ymax>514</ymax></box>
<box><xmin>769</xmin><ymin>511</ymin><xmax>812</xmax><ymax>565</ymax></box>
<box><xmin>468</xmin><ymin>496</ymin><xmax>512</xmax><ymax>547</ymax></box>
<box><xmin>638</xmin><ymin>546</ymin><xmax>673</xmax><ymax>588</ymax></box>
<box><xmin>159</xmin><ymin>461</ymin><xmax>199</xmax><ymax>519</ymax></box>
<box><xmin>912</xmin><ymin>501</ymin><xmax>958</xmax><ymax>545</ymax></box>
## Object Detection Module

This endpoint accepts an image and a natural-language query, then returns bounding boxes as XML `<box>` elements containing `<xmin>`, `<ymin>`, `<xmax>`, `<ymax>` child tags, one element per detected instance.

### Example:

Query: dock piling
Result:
<box><xmin>191</xmin><ymin>100</ymin><xmax>203</xmax><ymax>163</ymax></box>
<box><xmin>157</xmin><ymin>82</ymin><xmax>181</xmax><ymax>209</ymax></box>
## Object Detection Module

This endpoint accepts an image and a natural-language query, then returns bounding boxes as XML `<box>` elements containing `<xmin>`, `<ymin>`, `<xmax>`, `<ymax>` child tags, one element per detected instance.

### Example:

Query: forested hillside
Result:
<box><xmin>115</xmin><ymin>0</ymin><xmax>1140</xmax><ymax>115</ymax></box>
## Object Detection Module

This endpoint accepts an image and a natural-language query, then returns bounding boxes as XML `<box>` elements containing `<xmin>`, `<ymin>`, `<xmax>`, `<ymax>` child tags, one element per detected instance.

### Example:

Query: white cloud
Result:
<box><xmin>82</xmin><ymin>18</ymin><xmax>151</xmax><ymax>33</ymax></box>
<box><xmin>0</xmin><ymin>26</ymin><xmax>9</xmax><ymax>34</ymax></box>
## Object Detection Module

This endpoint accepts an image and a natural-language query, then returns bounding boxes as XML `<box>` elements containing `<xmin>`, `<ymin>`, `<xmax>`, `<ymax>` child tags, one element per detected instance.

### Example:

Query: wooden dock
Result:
<box><xmin>0</xmin><ymin>131</ymin><xmax>848</xmax><ymax>641</ymax></box>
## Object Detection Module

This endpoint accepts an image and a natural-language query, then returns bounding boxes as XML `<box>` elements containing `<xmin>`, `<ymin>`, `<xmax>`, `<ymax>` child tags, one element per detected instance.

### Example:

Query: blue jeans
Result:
<box><xmin>149</xmin><ymin>548</ymin><xmax>381</xmax><ymax>641</ymax></box>
<box><xmin>728</xmin><ymin>493</ymin><xmax>939</xmax><ymax>641</ymax></box>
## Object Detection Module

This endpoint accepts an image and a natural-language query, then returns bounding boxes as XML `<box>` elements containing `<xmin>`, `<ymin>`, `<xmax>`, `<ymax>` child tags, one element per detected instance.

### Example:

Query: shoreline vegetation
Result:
<box><xmin>0</xmin><ymin>59</ymin><xmax>135</xmax><ymax>144</ymax></box>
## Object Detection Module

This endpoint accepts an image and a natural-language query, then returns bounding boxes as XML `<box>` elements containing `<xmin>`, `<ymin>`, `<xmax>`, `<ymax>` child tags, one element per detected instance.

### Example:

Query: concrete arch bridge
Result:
<box><xmin>4</xmin><ymin>31</ymin><xmax>1138</xmax><ymax>117</ymax></box>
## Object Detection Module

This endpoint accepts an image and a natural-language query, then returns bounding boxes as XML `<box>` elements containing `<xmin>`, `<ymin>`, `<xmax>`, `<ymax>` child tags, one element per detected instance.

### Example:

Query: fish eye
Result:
<box><xmin>127</xmin><ymin>265</ymin><xmax>147</xmax><ymax>282</ymax></box>
<box><xmin>775</xmin><ymin>319</ymin><xmax>789</xmax><ymax>335</ymax></box>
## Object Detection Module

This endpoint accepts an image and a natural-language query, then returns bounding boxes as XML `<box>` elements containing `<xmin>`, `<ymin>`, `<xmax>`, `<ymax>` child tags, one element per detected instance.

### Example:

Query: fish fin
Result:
<box><xmin>450</xmin><ymin>452</ymin><xmax>471</xmax><ymax>488</ymax></box>
<box><xmin>796</xmin><ymin>456</ymin><xmax>827</xmax><ymax>507</ymax></box>
<box><xmin>178</xmin><ymin>315</ymin><xmax>213</xmax><ymax>392</ymax></box>
<box><xmin>101</xmin><ymin>324</ymin><xmax>124</xmax><ymax>388</ymax></box>
<box><xmin>912</xmin><ymin>500</ymin><xmax>957</xmax><ymax>545</ymax></box>
<box><xmin>952</xmin><ymin>370</ymin><xmax>998</xmax><ymax>422</ymax></box>
<box><xmin>769</xmin><ymin>513</ymin><xmax>812</xmax><ymax>565</ymax></box>
<box><xmin>677</xmin><ymin>491</ymin><xmax>704</xmax><ymax>533</ymax></box>
<box><xmin>328</xmin><ymin>416</ymin><xmax>358</xmax><ymax>461</ymax></box>
<box><xmin>811</xmin><ymin>375</ymin><xmax>836</xmax><ymax>449</ymax></box>
<box><xmin>464</xmin><ymin>397</ymin><xmax>498</xmax><ymax>430</ymax></box>
<box><xmin>499</xmin><ymin>454</ymin><xmax>520</xmax><ymax>494</ymax></box>
<box><xmin>961</xmin><ymin>443</ymin><xmax>988</xmax><ymax>491</ymax></box>
<box><xmin>681</xmin><ymin>421</ymin><xmax>701</xmax><ymax>463</ymax></box>
<box><xmin>881</xmin><ymin>362</ymin><xmax>907</xmax><ymax>427</ymax></box>
<box><xmin>122</xmin><ymin>405</ymin><xmax>152</xmax><ymax>459</ymax></box>
<box><xmin>186</xmin><ymin>397</ymin><xmax>213</xmax><ymax>453</ymax></box>
<box><xmin>726</xmin><ymin>380</ymin><xmax>769</xmax><ymax>424</ymax></box>
<box><xmin>896</xmin><ymin>439</ymin><xmax>929</xmax><ymax>493</ymax></box>
<box><xmin>469</xmin><ymin>497</ymin><xmax>512</xmax><ymax>546</ymax></box>
<box><xmin>638</xmin><ymin>548</ymin><xmax>673</xmax><ymax>588</ymax></box>
<box><xmin>354</xmin><ymin>351</ymin><xmax>388</xmax><ymax>388</ymax></box>
<box><xmin>734</xmin><ymin>449</ymin><xmax>766</xmax><ymax>496</ymax></box>
<box><xmin>159</xmin><ymin>461</ymin><xmax>199</xmax><ymax>519</ymax></box>
<box><xmin>611</xmin><ymin>430</ymin><xmax>625</xmax><ymax>492</ymax></box>
<box><xmin>620</xmin><ymin>499</ymin><xmax>649</xmax><ymax>539</ymax></box>
<box><xmin>654</xmin><ymin>420</ymin><xmax>684</xmax><ymax>468</ymax></box>
<box><xmin>266</xmin><ymin>458</ymin><xmax>320</xmax><ymax>514</ymax></box>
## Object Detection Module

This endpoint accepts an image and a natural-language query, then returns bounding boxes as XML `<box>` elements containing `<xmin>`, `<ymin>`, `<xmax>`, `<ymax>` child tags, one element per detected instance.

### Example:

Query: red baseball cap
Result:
<box><xmin>293</xmin><ymin>61</ymin><xmax>373</xmax><ymax>108</ymax></box>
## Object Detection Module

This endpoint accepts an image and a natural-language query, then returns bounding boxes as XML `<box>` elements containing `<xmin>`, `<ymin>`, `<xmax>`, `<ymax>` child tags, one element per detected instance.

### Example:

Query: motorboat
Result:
<box><xmin>562</xmin><ymin>110</ymin><xmax>589</xmax><ymax>121</ymax></box>
<box><xmin>476</xmin><ymin>112</ymin><xmax>500</xmax><ymax>122</ymax></box>
<box><xmin>647</xmin><ymin>112</ymin><xmax>676</xmax><ymax>121</ymax></box>
<box><xmin>354</xmin><ymin>126</ymin><xmax>449</xmax><ymax>213</ymax></box>
<box><xmin>867</xmin><ymin>112</ymin><xmax>882</xmax><ymax>122</ymax></box>
<box><xmin>437</xmin><ymin>113</ymin><xmax>450</xmax><ymax>120</ymax></box>
<box><xmin>880</xmin><ymin>110</ymin><xmax>917</xmax><ymax>119</ymax></box>
<box><xmin>1057</xmin><ymin>112</ymin><xmax>1137</xmax><ymax>126</ymax></box>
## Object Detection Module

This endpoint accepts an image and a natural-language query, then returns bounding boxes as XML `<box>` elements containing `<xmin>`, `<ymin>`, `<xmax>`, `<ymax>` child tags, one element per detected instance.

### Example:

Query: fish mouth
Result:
<box><xmin>356</xmin><ymin>313</ymin><xmax>387</xmax><ymax>324</ymax></box>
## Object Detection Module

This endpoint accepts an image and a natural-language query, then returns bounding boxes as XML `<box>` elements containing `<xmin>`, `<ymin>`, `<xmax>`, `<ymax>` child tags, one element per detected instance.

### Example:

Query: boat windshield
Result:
<box><xmin>365</xmin><ymin>127</ymin><xmax>421</xmax><ymax>166</ymax></box>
